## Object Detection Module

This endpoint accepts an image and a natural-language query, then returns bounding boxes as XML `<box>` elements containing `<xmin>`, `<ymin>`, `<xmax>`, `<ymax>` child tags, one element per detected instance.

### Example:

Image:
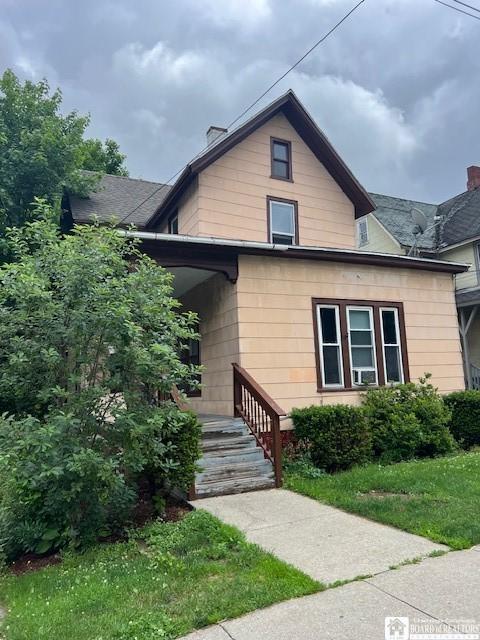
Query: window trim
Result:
<box><xmin>270</xmin><ymin>137</ymin><xmax>293</xmax><ymax>182</ymax></box>
<box><xmin>267</xmin><ymin>196</ymin><xmax>299</xmax><ymax>245</ymax></box>
<box><xmin>316</xmin><ymin>304</ymin><xmax>345</xmax><ymax>388</ymax></box>
<box><xmin>312</xmin><ymin>298</ymin><xmax>409</xmax><ymax>392</ymax></box>
<box><xmin>380</xmin><ymin>306</ymin><xmax>404</xmax><ymax>384</ymax></box>
<box><xmin>168</xmin><ymin>211</ymin><xmax>179</xmax><ymax>234</ymax></box>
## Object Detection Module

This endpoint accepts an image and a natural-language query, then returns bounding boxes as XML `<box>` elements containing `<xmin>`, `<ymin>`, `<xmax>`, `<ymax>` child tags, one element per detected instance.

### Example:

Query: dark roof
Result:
<box><xmin>146</xmin><ymin>90</ymin><xmax>375</xmax><ymax>229</ymax></box>
<box><xmin>369</xmin><ymin>193</ymin><xmax>438</xmax><ymax>250</ymax></box>
<box><xmin>456</xmin><ymin>287</ymin><xmax>480</xmax><ymax>307</ymax></box>
<box><xmin>438</xmin><ymin>188</ymin><xmax>480</xmax><ymax>247</ymax></box>
<box><xmin>69</xmin><ymin>172</ymin><xmax>171</xmax><ymax>228</ymax></box>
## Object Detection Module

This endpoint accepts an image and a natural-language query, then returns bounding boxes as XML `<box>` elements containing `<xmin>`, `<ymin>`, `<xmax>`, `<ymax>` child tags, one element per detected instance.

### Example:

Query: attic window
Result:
<box><xmin>357</xmin><ymin>218</ymin><xmax>368</xmax><ymax>246</ymax></box>
<box><xmin>271</xmin><ymin>138</ymin><xmax>292</xmax><ymax>181</ymax></box>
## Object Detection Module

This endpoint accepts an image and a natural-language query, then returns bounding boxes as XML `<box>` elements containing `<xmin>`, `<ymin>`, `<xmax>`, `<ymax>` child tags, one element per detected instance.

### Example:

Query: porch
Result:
<box><xmin>457</xmin><ymin>288</ymin><xmax>480</xmax><ymax>390</ymax></box>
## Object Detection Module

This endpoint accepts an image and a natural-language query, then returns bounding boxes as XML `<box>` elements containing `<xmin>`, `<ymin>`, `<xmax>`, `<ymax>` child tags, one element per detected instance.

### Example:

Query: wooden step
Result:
<box><xmin>195</xmin><ymin>475</ymin><xmax>275</xmax><ymax>499</ymax></box>
<box><xmin>194</xmin><ymin>414</ymin><xmax>275</xmax><ymax>498</ymax></box>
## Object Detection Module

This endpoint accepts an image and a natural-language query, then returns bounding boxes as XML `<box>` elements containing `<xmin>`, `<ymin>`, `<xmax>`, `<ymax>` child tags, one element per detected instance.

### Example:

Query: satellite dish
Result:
<box><xmin>411</xmin><ymin>207</ymin><xmax>428</xmax><ymax>234</ymax></box>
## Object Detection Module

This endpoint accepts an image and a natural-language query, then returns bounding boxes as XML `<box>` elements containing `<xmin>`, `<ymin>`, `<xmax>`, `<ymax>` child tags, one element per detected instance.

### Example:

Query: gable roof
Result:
<box><xmin>438</xmin><ymin>188</ymin><xmax>480</xmax><ymax>248</ymax></box>
<box><xmin>145</xmin><ymin>90</ymin><xmax>375</xmax><ymax>229</ymax></box>
<box><xmin>68</xmin><ymin>172</ymin><xmax>171</xmax><ymax>228</ymax></box>
<box><xmin>369</xmin><ymin>193</ymin><xmax>438</xmax><ymax>251</ymax></box>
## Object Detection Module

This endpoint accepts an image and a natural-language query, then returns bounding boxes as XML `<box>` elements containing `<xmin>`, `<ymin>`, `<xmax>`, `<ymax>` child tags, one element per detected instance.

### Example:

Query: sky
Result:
<box><xmin>1</xmin><ymin>0</ymin><xmax>479</xmax><ymax>203</ymax></box>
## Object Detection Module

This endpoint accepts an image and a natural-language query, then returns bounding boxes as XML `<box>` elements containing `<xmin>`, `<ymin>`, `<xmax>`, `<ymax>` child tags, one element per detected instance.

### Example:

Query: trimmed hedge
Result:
<box><xmin>363</xmin><ymin>379</ymin><xmax>456</xmax><ymax>462</ymax></box>
<box><xmin>291</xmin><ymin>404</ymin><xmax>372</xmax><ymax>472</ymax></box>
<box><xmin>291</xmin><ymin>377</ymin><xmax>457</xmax><ymax>473</ymax></box>
<box><xmin>444</xmin><ymin>390</ymin><xmax>480</xmax><ymax>449</ymax></box>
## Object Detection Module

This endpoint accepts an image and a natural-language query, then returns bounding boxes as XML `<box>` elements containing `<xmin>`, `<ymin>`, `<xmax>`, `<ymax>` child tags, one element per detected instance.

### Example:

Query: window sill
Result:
<box><xmin>270</xmin><ymin>174</ymin><xmax>294</xmax><ymax>183</ymax></box>
<box><xmin>317</xmin><ymin>386</ymin><xmax>377</xmax><ymax>393</ymax></box>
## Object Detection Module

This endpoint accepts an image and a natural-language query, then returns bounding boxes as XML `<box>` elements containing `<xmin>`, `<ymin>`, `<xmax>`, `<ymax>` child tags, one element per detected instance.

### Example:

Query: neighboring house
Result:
<box><xmin>66</xmin><ymin>90</ymin><xmax>467</xmax><ymax>495</ymax></box>
<box><xmin>356</xmin><ymin>167</ymin><xmax>480</xmax><ymax>389</ymax></box>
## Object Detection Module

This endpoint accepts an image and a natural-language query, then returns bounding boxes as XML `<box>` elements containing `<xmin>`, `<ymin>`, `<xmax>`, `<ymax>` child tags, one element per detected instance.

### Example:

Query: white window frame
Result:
<box><xmin>380</xmin><ymin>307</ymin><xmax>404</xmax><ymax>384</ymax></box>
<box><xmin>357</xmin><ymin>218</ymin><xmax>368</xmax><ymax>246</ymax></box>
<box><xmin>268</xmin><ymin>199</ymin><xmax>296</xmax><ymax>245</ymax></box>
<box><xmin>346</xmin><ymin>306</ymin><xmax>378</xmax><ymax>386</ymax></box>
<box><xmin>316</xmin><ymin>304</ymin><xmax>344</xmax><ymax>388</ymax></box>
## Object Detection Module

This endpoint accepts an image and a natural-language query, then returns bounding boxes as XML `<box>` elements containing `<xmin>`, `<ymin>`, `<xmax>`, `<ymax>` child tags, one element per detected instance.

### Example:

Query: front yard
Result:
<box><xmin>285</xmin><ymin>451</ymin><xmax>480</xmax><ymax>550</ymax></box>
<box><xmin>0</xmin><ymin>510</ymin><xmax>321</xmax><ymax>640</ymax></box>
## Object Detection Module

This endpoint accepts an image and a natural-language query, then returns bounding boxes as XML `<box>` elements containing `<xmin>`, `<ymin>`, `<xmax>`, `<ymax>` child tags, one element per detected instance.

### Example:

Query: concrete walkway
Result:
<box><xmin>182</xmin><ymin>548</ymin><xmax>480</xmax><ymax>640</ymax></box>
<box><xmin>196</xmin><ymin>489</ymin><xmax>446</xmax><ymax>584</ymax></box>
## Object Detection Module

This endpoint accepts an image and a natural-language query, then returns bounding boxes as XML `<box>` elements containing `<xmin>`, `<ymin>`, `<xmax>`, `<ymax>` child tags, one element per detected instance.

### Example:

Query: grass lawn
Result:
<box><xmin>0</xmin><ymin>510</ymin><xmax>321</xmax><ymax>640</ymax></box>
<box><xmin>285</xmin><ymin>451</ymin><xmax>480</xmax><ymax>550</ymax></box>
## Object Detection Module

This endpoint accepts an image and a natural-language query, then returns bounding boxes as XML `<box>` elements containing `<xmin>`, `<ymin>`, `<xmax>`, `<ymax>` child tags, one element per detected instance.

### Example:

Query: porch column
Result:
<box><xmin>459</xmin><ymin>306</ymin><xmax>477</xmax><ymax>389</ymax></box>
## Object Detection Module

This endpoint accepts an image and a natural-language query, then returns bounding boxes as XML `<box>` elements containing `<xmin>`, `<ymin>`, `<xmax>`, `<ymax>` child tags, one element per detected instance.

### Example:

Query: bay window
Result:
<box><xmin>313</xmin><ymin>299</ymin><xmax>408</xmax><ymax>390</ymax></box>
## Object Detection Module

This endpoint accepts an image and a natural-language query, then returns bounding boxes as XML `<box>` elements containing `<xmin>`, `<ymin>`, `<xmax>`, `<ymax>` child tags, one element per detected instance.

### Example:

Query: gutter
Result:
<box><xmin>119</xmin><ymin>230</ymin><xmax>469</xmax><ymax>275</ymax></box>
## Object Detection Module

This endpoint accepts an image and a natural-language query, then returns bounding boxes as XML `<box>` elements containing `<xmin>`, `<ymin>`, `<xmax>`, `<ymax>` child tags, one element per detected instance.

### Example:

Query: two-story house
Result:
<box><xmin>356</xmin><ymin>167</ymin><xmax>480</xmax><ymax>390</ymax></box>
<box><xmin>66</xmin><ymin>91</ymin><xmax>467</xmax><ymax>496</ymax></box>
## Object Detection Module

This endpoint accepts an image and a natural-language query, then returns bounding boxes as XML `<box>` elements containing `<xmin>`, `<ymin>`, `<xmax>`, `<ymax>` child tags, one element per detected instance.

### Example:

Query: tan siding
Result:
<box><xmin>177</xmin><ymin>179</ymin><xmax>200</xmax><ymax>236</ymax></box>
<box><xmin>442</xmin><ymin>243</ymin><xmax>477</xmax><ymax>290</ymax></box>
<box><xmin>196</xmin><ymin>113</ymin><xmax>356</xmax><ymax>248</ymax></box>
<box><xmin>357</xmin><ymin>214</ymin><xmax>404</xmax><ymax>254</ymax></box>
<box><xmin>236</xmin><ymin>255</ymin><xmax>464</xmax><ymax>415</ymax></box>
<box><xmin>180</xmin><ymin>273</ymin><xmax>239</xmax><ymax>416</ymax></box>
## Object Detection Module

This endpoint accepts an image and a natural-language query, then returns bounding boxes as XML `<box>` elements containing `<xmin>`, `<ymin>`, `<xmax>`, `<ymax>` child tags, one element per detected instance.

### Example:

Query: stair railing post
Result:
<box><xmin>272</xmin><ymin>414</ymin><xmax>283</xmax><ymax>488</ymax></box>
<box><xmin>233</xmin><ymin>364</ymin><xmax>242</xmax><ymax>416</ymax></box>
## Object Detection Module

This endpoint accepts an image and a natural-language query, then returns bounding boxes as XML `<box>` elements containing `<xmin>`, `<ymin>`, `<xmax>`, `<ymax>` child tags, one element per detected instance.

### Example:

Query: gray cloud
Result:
<box><xmin>1</xmin><ymin>0</ymin><xmax>479</xmax><ymax>202</ymax></box>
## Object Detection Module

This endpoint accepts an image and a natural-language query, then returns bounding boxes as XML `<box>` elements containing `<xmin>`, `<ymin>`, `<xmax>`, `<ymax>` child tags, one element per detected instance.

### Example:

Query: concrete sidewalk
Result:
<box><xmin>182</xmin><ymin>548</ymin><xmax>480</xmax><ymax>640</ymax></box>
<box><xmin>196</xmin><ymin>489</ymin><xmax>446</xmax><ymax>584</ymax></box>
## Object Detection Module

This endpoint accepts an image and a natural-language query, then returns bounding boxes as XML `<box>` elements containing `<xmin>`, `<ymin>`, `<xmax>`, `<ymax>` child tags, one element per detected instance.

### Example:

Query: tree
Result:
<box><xmin>0</xmin><ymin>69</ymin><xmax>128</xmax><ymax>241</ymax></box>
<box><xmin>80</xmin><ymin>137</ymin><xmax>129</xmax><ymax>176</ymax></box>
<box><xmin>0</xmin><ymin>205</ymin><xmax>201</xmax><ymax>559</ymax></box>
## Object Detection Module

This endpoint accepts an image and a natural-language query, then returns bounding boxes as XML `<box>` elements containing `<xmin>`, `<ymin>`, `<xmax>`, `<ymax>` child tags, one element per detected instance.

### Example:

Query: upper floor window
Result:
<box><xmin>314</xmin><ymin>298</ymin><xmax>408</xmax><ymax>390</ymax></box>
<box><xmin>271</xmin><ymin>138</ymin><xmax>292</xmax><ymax>181</ymax></box>
<box><xmin>268</xmin><ymin>197</ymin><xmax>298</xmax><ymax>245</ymax></box>
<box><xmin>168</xmin><ymin>212</ymin><xmax>179</xmax><ymax>234</ymax></box>
<box><xmin>357</xmin><ymin>218</ymin><xmax>368</xmax><ymax>246</ymax></box>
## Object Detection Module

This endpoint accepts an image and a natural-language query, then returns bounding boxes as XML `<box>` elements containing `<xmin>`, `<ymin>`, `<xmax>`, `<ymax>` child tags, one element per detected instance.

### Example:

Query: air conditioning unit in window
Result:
<box><xmin>353</xmin><ymin>369</ymin><xmax>376</xmax><ymax>386</ymax></box>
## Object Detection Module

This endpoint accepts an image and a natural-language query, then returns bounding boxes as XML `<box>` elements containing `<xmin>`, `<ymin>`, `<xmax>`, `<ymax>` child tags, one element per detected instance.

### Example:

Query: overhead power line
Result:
<box><xmin>116</xmin><ymin>0</ymin><xmax>366</xmax><ymax>227</ymax></box>
<box><xmin>452</xmin><ymin>0</ymin><xmax>480</xmax><ymax>14</ymax></box>
<box><xmin>433</xmin><ymin>0</ymin><xmax>480</xmax><ymax>20</ymax></box>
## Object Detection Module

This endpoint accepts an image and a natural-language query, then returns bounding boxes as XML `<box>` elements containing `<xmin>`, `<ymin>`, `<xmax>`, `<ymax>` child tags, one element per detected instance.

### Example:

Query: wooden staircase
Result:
<box><xmin>194</xmin><ymin>415</ymin><xmax>276</xmax><ymax>498</ymax></box>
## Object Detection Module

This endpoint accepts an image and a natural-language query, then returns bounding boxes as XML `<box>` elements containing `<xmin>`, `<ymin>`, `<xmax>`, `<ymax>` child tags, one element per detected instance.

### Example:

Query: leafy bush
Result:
<box><xmin>291</xmin><ymin>405</ymin><xmax>372</xmax><ymax>472</ymax></box>
<box><xmin>362</xmin><ymin>376</ymin><xmax>456</xmax><ymax>462</ymax></box>
<box><xmin>0</xmin><ymin>214</ymin><xmax>202</xmax><ymax>560</ymax></box>
<box><xmin>0</xmin><ymin>407</ymin><xmax>201</xmax><ymax>561</ymax></box>
<box><xmin>444</xmin><ymin>390</ymin><xmax>480</xmax><ymax>449</ymax></box>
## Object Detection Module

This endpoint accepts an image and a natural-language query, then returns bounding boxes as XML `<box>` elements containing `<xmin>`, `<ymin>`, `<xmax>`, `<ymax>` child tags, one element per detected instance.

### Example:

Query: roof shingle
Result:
<box><xmin>69</xmin><ymin>172</ymin><xmax>170</xmax><ymax>228</ymax></box>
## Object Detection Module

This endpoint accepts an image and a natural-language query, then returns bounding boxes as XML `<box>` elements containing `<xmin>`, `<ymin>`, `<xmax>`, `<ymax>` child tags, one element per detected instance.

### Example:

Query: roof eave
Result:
<box><xmin>123</xmin><ymin>231</ymin><xmax>468</xmax><ymax>275</ymax></box>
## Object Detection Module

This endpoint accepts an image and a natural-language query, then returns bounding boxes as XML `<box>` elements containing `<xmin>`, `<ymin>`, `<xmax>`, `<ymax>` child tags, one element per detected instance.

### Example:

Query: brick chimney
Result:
<box><xmin>467</xmin><ymin>165</ymin><xmax>480</xmax><ymax>191</ymax></box>
<box><xmin>206</xmin><ymin>126</ymin><xmax>227</xmax><ymax>147</ymax></box>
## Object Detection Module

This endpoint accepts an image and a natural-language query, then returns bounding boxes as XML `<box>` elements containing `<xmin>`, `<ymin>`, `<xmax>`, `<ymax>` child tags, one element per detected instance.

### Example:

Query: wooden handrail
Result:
<box><xmin>232</xmin><ymin>362</ymin><xmax>286</xmax><ymax>488</ymax></box>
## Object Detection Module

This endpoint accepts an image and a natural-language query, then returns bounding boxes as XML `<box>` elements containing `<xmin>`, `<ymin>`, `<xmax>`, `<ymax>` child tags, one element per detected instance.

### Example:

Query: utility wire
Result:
<box><xmin>452</xmin><ymin>0</ymin><xmax>480</xmax><ymax>14</ymax></box>
<box><xmin>116</xmin><ymin>0</ymin><xmax>366</xmax><ymax>227</ymax></box>
<box><xmin>433</xmin><ymin>0</ymin><xmax>480</xmax><ymax>20</ymax></box>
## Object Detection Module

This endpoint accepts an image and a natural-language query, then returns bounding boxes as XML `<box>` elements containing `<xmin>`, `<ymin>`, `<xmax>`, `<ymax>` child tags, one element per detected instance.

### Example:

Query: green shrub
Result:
<box><xmin>291</xmin><ymin>405</ymin><xmax>372</xmax><ymax>472</ymax></box>
<box><xmin>362</xmin><ymin>387</ymin><xmax>422</xmax><ymax>462</ymax></box>
<box><xmin>444</xmin><ymin>390</ymin><xmax>480</xmax><ymax>449</ymax></box>
<box><xmin>362</xmin><ymin>376</ymin><xmax>456</xmax><ymax>462</ymax></box>
<box><xmin>0</xmin><ymin>215</ymin><xmax>202</xmax><ymax>560</ymax></box>
<box><xmin>0</xmin><ymin>406</ymin><xmax>201</xmax><ymax>561</ymax></box>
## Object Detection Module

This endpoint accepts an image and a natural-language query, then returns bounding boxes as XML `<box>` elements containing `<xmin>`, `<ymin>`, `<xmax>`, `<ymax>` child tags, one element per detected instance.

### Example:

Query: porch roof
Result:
<box><xmin>456</xmin><ymin>287</ymin><xmax>480</xmax><ymax>308</ymax></box>
<box><xmin>122</xmin><ymin>231</ymin><xmax>469</xmax><ymax>275</ymax></box>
